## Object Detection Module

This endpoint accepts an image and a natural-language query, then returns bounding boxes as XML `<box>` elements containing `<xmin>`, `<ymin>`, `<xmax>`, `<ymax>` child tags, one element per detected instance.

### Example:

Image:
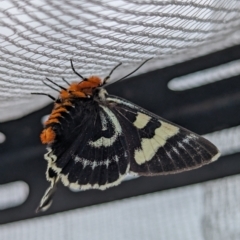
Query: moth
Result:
<box><xmin>32</xmin><ymin>59</ymin><xmax>220</xmax><ymax>212</ymax></box>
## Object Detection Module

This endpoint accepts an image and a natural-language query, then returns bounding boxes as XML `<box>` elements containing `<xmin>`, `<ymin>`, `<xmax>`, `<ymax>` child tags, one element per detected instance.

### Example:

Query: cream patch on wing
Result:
<box><xmin>88</xmin><ymin>105</ymin><xmax>122</xmax><ymax>148</ymax></box>
<box><xmin>134</xmin><ymin>121</ymin><xmax>179</xmax><ymax>165</ymax></box>
<box><xmin>133</xmin><ymin>112</ymin><xmax>151</xmax><ymax>129</ymax></box>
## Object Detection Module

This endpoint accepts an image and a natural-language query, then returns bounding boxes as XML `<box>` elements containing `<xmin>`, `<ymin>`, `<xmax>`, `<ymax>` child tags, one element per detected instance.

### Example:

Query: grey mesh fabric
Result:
<box><xmin>1</xmin><ymin>0</ymin><xmax>240</xmax><ymax>121</ymax></box>
<box><xmin>0</xmin><ymin>174</ymin><xmax>240</xmax><ymax>240</ymax></box>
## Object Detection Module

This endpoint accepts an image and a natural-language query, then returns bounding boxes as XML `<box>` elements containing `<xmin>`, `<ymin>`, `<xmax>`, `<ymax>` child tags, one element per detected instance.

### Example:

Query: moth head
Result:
<box><xmin>94</xmin><ymin>88</ymin><xmax>108</xmax><ymax>101</ymax></box>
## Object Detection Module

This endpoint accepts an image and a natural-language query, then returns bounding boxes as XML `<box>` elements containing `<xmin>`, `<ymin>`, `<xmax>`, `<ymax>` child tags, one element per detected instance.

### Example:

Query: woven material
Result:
<box><xmin>1</xmin><ymin>0</ymin><xmax>240</xmax><ymax>121</ymax></box>
<box><xmin>0</xmin><ymin>182</ymin><xmax>204</xmax><ymax>240</ymax></box>
<box><xmin>1</xmin><ymin>174</ymin><xmax>240</xmax><ymax>240</ymax></box>
<box><xmin>203</xmin><ymin>176</ymin><xmax>240</xmax><ymax>240</ymax></box>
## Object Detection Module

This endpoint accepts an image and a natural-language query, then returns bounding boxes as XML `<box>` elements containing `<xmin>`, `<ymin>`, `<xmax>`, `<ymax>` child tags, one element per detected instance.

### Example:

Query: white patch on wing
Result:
<box><xmin>88</xmin><ymin>105</ymin><xmax>122</xmax><ymax>148</ymax></box>
<box><xmin>63</xmin><ymin>164</ymin><xmax>130</xmax><ymax>191</ymax></box>
<box><xmin>189</xmin><ymin>134</ymin><xmax>198</xmax><ymax>139</ymax></box>
<box><xmin>71</xmin><ymin>164</ymin><xmax>130</xmax><ymax>190</ymax></box>
<box><xmin>134</xmin><ymin>121</ymin><xmax>179</xmax><ymax>165</ymax></box>
<box><xmin>44</xmin><ymin>147</ymin><xmax>57</xmax><ymax>163</ymax></box>
<box><xmin>82</xmin><ymin>159</ymin><xmax>88</xmax><ymax>168</ymax></box>
<box><xmin>173</xmin><ymin>147</ymin><xmax>179</xmax><ymax>155</ymax></box>
<box><xmin>61</xmin><ymin>173</ymin><xmax>70</xmax><ymax>187</ymax></box>
<box><xmin>99</xmin><ymin>111</ymin><xmax>107</xmax><ymax>131</ymax></box>
<box><xmin>133</xmin><ymin>112</ymin><xmax>151</xmax><ymax>129</ymax></box>
<box><xmin>183</xmin><ymin>137</ymin><xmax>190</xmax><ymax>144</ymax></box>
<box><xmin>178</xmin><ymin>142</ymin><xmax>185</xmax><ymax>150</ymax></box>
<box><xmin>211</xmin><ymin>152</ymin><xmax>221</xmax><ymax>162</ymax></box>
<box><xmin>114</xmin><ymin>155</ymin><xmax>119</xmax><ymax>162</ymax></box>
<box><xmin>182</xmin><ymin>134</ymin><xmax>198</xmax><ymax>145</ymax></box>
<box><xmin>74</xmin><ymin>155</ymin><xmax>119</xmax><ymax>169</ymax></box>
<box><xmin>107</xmin><ymin>96</ymin><xmax>136</xmax><ymax>109</ymax></box>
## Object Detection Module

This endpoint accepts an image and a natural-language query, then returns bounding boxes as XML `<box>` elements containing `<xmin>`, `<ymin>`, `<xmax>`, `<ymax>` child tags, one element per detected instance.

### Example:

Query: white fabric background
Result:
<box><xmin>0</xmin><ymin>184</ymin><xmax>205</xmax><ymax>240</ymax></box>
<box><xmin>1</xmin><ymin>174</ymin><xmax>240</xmax><ymax>240</ymax></box>
<box><xmin>0</xmin><ymin>0</ymin><xmax>240</xmax><ymax>121</ymax></box>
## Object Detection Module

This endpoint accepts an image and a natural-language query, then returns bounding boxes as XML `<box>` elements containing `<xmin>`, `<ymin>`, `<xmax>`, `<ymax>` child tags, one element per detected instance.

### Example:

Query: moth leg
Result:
<box><xmin>36</xmin><ymin>167</ymin><xmax>59</xmax><ymax>213</ymax></box>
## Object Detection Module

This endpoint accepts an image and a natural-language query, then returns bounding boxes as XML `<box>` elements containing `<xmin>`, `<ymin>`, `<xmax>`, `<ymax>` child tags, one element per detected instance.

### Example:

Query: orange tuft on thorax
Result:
<box><xmin>59</xmin><ymin>76</ymin><xmax>102</xmax><ymax>100</ymax></box>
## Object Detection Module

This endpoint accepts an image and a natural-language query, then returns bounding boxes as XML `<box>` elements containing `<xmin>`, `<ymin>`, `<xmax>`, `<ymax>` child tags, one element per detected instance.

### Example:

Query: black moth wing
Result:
<box><xmin>106</xmin><ymin>95</ymin><xmax>220</xmax><ymax>176</ymax></box>
<box><xmin>46</xmin><ymin>98</ymin><xmax>130</xmax><ymax>191</ymax></box>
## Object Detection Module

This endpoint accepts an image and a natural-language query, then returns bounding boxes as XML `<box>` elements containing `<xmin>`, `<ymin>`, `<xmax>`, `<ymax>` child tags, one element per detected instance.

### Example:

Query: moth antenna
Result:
<box><xmin>62</xmin><ymin>77</ymin><xmax>70</xmax><ymax>85</ymax></box>
<box><xmin>70</xmin><ymin>59</ymin><xmax>87</xmax><ymax>80</ymax></box>
<box><xmin>46</xmin><ymin>78</ymin><xmax>67</xmax><ymax>91</ymax></box>
<box><xmin>31</xmin><ymin>92</ymin><xmax>56</xmax><ymax>101</ymax></box>
<box><xmin>115</xmin><ymin>58</ymin><xmax>153</xmax><ymax>83</ymax></box>
<box><xmin>103</xmin><ymin>62</ymin><xmax>122</xmax><ymax>84</ymax></box>
<box><xmin>42</xmin><ymin>80</ymin><xmax>60</xmax><ymax>92</ymax></box>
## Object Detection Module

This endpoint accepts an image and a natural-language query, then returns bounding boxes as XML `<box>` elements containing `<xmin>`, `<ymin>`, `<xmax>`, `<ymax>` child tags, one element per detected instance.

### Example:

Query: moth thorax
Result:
<box><xmin>96</xmin><ymin>88</ymin><xmax>108</xmax><ymax>101</ymax></box>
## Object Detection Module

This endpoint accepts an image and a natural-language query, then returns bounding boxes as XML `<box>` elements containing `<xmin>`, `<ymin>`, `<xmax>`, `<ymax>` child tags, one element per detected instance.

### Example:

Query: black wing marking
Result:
<box><xmin>38</xmin><ymin>99</ymin><xmax>130</xmax><ymax>212</ymax></box>
<box><xmin>107</xmin><ymin>95</ymin><xmax>220</xmax><ymax>176</ymax></box>
<box><xmin>46</xmin><ymin>101</ymin><xmax>129</xmax><ymax>191</ymax></box>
